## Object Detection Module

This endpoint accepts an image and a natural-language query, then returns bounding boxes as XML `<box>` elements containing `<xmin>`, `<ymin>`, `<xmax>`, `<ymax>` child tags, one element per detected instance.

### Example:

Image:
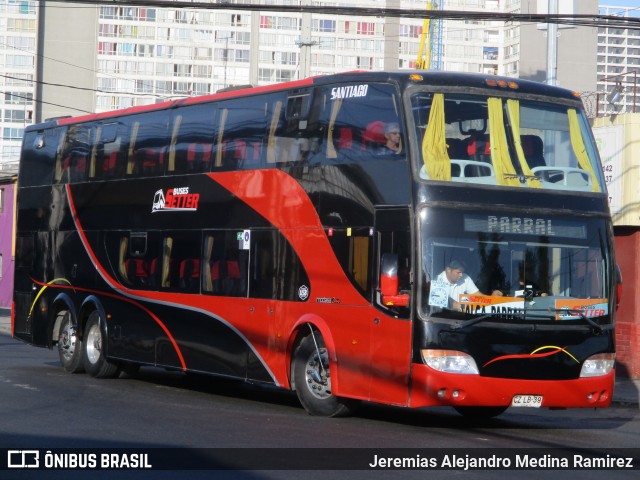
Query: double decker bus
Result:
<box><xmin>13</xmin><ymin>71</ymin><xmax>617</xmax><ymax>418</ymax></box>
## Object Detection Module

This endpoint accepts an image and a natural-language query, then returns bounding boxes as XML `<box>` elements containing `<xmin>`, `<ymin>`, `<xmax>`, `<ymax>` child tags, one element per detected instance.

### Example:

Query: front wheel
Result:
<box><xmin>83</xmin><ymin>311</ymin><xmax>120</xmax><ymax>378</ymax></box>
<box><xmin>292</xmin><ymin>331</ymin><xmax>358</xmax><ymax>417</ymax></box>
<box><xmin>57</xmin><ymin>311</ymin><xmax>84</xmax><ymax>373</ymax></box>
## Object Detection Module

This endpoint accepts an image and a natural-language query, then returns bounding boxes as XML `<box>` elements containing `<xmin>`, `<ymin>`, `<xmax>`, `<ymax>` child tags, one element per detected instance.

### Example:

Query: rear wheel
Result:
<box><xmin>57</xmin><ymin>311</ymin><xmax>84</xmax><ymax>373</ymax></box>
<box><xmin>83</xmin><ymin>311</ymin><xmax>120</xmax><ymax>378</ymax></box>
<box><xmin>293</xmin><ymin>331</ymin><xmax>358</xmax><ymax>417</ymax></box>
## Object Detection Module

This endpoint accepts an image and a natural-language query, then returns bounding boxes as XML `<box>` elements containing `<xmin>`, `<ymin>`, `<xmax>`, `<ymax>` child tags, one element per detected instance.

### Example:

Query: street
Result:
<box><xmin>0</xmin><ymin>332</ymin><xmax>639</xmax><ymax>480</ymax></box>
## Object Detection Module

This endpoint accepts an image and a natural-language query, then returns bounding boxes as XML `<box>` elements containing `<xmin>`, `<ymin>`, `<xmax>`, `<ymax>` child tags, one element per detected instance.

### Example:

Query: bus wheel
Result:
<box><xmin>83</xmin><ymin>311</ymin><xmax>120</xmax><ymax>379</ymax></box>
<box><xmin>57</xmin><ymin>311</ymin><xmax>84</xmax><ymax>373</ymax></box>
<box><xmin>293</xmin><ymin>331</ymin><xmax>358</xmax><ymax>417</ymax></box>
<box><xmin>453</xmin><ymin>406</ymin><xmax>508</xmax><ymax>418</ymax></box>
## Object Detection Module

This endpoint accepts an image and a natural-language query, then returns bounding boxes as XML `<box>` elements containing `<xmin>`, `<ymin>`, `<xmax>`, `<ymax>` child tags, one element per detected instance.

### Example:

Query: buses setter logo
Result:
<box><xmin>152</xmin><ymin>187</ymin><xmax>200</xmax><ymax>213</ymax></box>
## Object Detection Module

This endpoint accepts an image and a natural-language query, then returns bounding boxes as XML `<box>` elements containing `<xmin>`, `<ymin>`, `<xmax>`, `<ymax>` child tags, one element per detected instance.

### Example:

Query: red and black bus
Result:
<box><xmin>13</xmin><ymin>71</ymin><xmax>617</xmax><ymax>417</ymax></box>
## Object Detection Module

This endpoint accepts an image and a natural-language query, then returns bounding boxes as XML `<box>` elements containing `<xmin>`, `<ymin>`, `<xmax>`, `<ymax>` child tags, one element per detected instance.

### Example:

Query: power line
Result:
<box><xmin>53</xmin><ymin>0</ymin><xmax>640</xmax><ymax>30</ymax></box>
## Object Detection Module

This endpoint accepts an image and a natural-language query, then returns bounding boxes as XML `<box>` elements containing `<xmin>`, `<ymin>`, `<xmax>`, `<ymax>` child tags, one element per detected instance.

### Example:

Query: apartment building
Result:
<box><xmin>597</xmin><ymin>5</ymin><xmax>640</xmax><ymax>116</ymax></box>
<box><xmin>0</xmin><ymin>0</ymin><xmax>36</xmax><ymax>171</ymax></box>
<box><xmin>4</xmin><ymin>0</ymin><xmax>611</xmax><ymax>168</ymax></box>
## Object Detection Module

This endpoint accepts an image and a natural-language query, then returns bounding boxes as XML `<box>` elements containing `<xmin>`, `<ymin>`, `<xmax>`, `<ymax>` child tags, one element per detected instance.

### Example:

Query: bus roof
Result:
<box><xmin>28</xmin><ymin>70</ymin><xmax>581</xmax><ymax>132</ymax></box>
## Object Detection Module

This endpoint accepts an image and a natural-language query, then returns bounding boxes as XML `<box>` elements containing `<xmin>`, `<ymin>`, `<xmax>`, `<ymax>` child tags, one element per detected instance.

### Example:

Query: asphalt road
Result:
<box><xmin>1</xmin><ymin>332</ymin><xmax>639</xmax><ymax>480</ymax></box>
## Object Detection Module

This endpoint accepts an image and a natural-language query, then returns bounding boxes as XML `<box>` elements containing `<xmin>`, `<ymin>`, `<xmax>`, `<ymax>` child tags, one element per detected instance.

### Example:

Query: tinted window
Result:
<box><xmin>307</xmin><ymin>82</ymin><xmax>406</xmax><ymax>165</ymax></box>
<box><xmin>19</xmin><ymin>128</ymin><xmax>58</xmax><ymax>187</ymax></box>
<box><xmin>171</xmin><ymin>104</ymin><xmax>217</xmax><ymax>174</ymax></box>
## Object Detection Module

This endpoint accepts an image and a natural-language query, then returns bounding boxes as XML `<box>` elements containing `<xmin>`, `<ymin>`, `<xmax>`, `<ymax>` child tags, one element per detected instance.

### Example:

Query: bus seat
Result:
<box><xmin>446</xmin><ymin>138</ymin><xmax>466</xmax><ymax>159</ymax></box>
<box><xmin>103</xmin><ymin>151</ymin><xmax>119</xmax><ymax>177</ymax></box>
<box><xmin>125</xmin><ymin>258</ymin><xmax>149</xmax><ymax>287</ymax></box>
<box><xmin>362</xmin><ymin>121</ymin><xmax>385</xmax><ymax>151</ymax></box>
<box><xmin>521</xmin><ymin>135</ymin><xmax>545</xmax><ymax>168</ymax></box>
<box><xmin>138</xmin><ymin>148</ymin><xmax>164</xmax><ymax>174</ymax></box>
<box><xmin>222</xmin><ymin>140</ymin><xmax>247</xmax><ymax>167</ymax></box>
<box><xmin>467</xmin><ymin>134</ymin><xmax>491</xmax><ymax>163</ymax></box>
<box><xmin>62</xmin><ymin>152</ymin><xmax>87</xmax><ymax>182</ymax></box>
<box><xmin>338</xmin><ymin>128</ymin><xmax>353</xmax><ymax>150</ymax></box>
<box><xmin>211</xmin><ymin>259</ymin><xmax>241</xmax><ymax>295</ymax></box>
<box><xmin>187</xmin><ymin>143</ymin><xmax>213</xmax><ymax>171</ymax></box>
<box><xmin>179</xmin><ymin>258</ymin><xmax>200</xmax><ymax>291</ymax></box>
<box><xmin>148</xmin><ymin>258</ymin><xmax>158</xmax><ymax>288</ymax></box>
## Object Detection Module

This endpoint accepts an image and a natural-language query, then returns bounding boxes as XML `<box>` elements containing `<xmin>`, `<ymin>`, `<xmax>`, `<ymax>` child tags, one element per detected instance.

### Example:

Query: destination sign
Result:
<box><xmin>464</xmin><ymin>214</ymin><xmax>586</xmax><ymax>239</ymax></box>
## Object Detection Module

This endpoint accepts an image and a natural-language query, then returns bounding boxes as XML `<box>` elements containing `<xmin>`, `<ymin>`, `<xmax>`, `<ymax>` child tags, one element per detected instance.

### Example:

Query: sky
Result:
<box><xmin>598</xmin><ymin>0</ymin><xmax>640</xmax><ymax>9</ymax></box>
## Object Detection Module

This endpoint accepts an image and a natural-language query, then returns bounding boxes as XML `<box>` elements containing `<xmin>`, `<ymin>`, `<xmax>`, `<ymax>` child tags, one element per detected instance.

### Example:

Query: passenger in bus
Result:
<box><xmin>432</xmin><ymin>260</ymin><xmax>503</xmax><ymax>311</ymax></box>
<box><xmin>380</xmin><ymin>122</ymin><xmax>402</xmax><ymax>154</ymax></box>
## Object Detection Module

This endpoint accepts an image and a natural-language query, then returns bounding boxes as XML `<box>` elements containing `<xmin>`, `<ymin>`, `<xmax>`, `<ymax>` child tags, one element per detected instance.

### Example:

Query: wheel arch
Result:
<box><xmin>78</xmin><ymin>296</ymin><xmax>108</xmax><ymax>341</ymax></box>
<box><xmin>49</xmin><ymin>293</ymin><xmax>77</xmax><ymax>347</ymax></box>
<box><xmin>286</xmin><ymin>313</ymin><xmax>338</xmax><ymax>392</ymax></box>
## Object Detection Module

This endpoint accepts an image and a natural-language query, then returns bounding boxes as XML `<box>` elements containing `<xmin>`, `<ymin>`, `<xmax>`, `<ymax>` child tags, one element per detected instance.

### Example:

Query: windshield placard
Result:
<box><xmin>456</xmin><ymin>295</ymin><xmax>609</xmax><ymax>320</ymax></box>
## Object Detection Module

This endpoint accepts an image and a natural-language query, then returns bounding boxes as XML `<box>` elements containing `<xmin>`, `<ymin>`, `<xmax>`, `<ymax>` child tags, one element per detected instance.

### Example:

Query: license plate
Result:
<box><xmin>511</xmin><ymin>394</ymin><xmax>543</xmax><ymax>408</ymax></box>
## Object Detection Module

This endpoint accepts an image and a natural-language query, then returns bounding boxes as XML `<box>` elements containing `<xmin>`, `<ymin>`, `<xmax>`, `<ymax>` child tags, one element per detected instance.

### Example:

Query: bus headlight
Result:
<box><xmin>421</xmin><ymin>349</ymin><xmax>479</xmax><ymax>375</ymax></box>
<box><xmin>580</xmin><ymin>353</ymin><xmax>615</xmax><ymax>378</ymax></box>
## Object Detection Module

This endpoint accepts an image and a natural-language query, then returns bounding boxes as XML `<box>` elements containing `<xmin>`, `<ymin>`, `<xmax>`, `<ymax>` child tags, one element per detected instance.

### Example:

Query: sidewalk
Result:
<box><xmin>0</xmin><ymin>308</ymin><xmax>638</xmax><ymax>407</ymax></box>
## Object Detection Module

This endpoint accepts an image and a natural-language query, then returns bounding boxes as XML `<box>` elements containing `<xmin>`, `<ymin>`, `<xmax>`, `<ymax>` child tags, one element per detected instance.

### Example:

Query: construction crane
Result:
<box><xmin>415</xmin><ymin>1</ymin><xmax>443</xmax><ymax>70</ymax></box>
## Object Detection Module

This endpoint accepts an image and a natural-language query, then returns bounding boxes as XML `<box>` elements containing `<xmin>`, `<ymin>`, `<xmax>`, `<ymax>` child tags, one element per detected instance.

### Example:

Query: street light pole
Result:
<box><xmin>546</xmin><ymin>0</ymin><xmax>558</xmax><ymax>86</ymax></box>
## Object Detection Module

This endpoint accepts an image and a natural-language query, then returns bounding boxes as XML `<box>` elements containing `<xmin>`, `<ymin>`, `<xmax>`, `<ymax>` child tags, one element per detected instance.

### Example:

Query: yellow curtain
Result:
<box><xmin>215</xmin><ymin>109</ymin><xmax>228</xmax><ymax>167</ymax></box>
<box><xmin>422</xmin><ymin>93</ymin><xmax>451</xmax><ymax>181</ymax></box>
<box><xmin>89</xmin><ymin>126</ymin><xmax>102</xmax><ymax>179</ymax></box>
<box><xmin>267</xmin><ymin>100</ymin><xmax>282</xmax><ymax>164</ymax></box>
<box><xmin>326</xmin><ymin>98</ymin><xmax>342</xmax><ymax>159</ymax></box>
<box><xmin>118</xmin><ymin>237</ymin><xmax>129</xmax><ymax>281</ymax></box>
<box><xmin>126</xmin><ymin>122</ymin><xmax>140</xmax><ymax>175</ymax></box>
<box><xmin>506</xmin><ymin>99</ymin><xmax>540</xmax><ymax>189</ymax></box>
<box><xmin>568</xmin><ymin>108</ymin><xmax>601</xmax><ymax>192</ymax></box>
<box><xmin>488</xmin><ymin>97</ymin><xmax>519</xmax><ymax>187</ymax></box>
<box><xmin>168</xmin><ymin>115</ymin><xmax>182</xmax><ymax>172</ymax></box>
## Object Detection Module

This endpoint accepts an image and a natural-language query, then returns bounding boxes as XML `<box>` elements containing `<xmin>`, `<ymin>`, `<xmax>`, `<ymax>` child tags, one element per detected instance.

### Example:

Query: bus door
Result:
<box><xmin>370</xmin><ymin>207</ymin><xmax>413</xmax><ymax>406</ymax></box>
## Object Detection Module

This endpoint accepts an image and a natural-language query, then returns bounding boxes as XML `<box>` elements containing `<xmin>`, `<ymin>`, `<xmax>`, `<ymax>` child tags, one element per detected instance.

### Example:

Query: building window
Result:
<box><xmin>0</xmin><ymin>188</ymin><xmax>4</xmax><ymax>213</ymax></box>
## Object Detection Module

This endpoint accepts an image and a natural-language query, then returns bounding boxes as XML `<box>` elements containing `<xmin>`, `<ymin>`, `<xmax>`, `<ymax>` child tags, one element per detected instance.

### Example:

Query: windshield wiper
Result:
<box><xmin>548</xmin><ymin>308</ymin><xmax>604</xmax><ymax>333</ymax></box>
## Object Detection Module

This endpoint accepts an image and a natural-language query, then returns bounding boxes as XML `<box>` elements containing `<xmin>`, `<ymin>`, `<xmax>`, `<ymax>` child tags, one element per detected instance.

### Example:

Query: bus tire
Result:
<box><xmin>293</xmin><ymin>331</ymin><xmax>358</xmax><ymax>417</ymax></box>
<box><xmin>83</xmin><ymin>311</ymin><xmax>120</xmax><ymax>378</ymax></box>
<box><xmin>453</xmin><ymin>406</ymin><xmax>508</xmax><ymax>418</ymax></box>
<box><xmin>57</xmin><ymin>311</ymin><xmax>85</xmax><ymax>373</ymax></box>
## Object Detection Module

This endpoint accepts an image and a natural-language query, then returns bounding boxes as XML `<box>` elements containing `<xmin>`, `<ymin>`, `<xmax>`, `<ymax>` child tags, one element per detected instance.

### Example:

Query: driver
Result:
<box><xmin>433</xmin><ymin>260</ymin><xmax>503</xmax><ymax>310</ymax></box>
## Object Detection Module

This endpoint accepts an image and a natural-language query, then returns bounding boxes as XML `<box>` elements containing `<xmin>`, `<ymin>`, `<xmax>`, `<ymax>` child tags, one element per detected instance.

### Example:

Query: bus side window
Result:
<box><xmin>171</xmin><ymin>104</ymin><xmax>217</xmax><ymax>174</ymax></box>
<box><xmin>203</xmin><ymin>231</ymin><xmax>247</xmax><ymax>297</ymax></box>
<box><xmin>250</xmin><ymin>232</ymin><xmax>276</xmax><ymax>299</ymax></box>
<box><xmin>162</xmin><ymin>233</ymin><xmax>202</xmax><ymax>292</ymax></box>
<box><xmin>57</xmin><ymin>125</ymin><xmax>91</xmax><ymax>183</ymax></box>
<box><xmin>327</xmin><ymin>228</ymin><xmax>373</xmax><ymax>299</ymax></box>
<box><xmin>125</xmin><ymin>112</ymin><xmax>170</xmax><ymax>177</ymax></box>
<box><xmin>216</xmin><ymin>97</ymin><xmax>267</xmax><ymax>171</ymax></box>
<box><xmin>97</xmin><ymin>123</ymin><xmax>124</xmax><ymax>179</ymax></box>
<box><xmin>316</xmin><ymin>83</ymin><xmax>404</xmax><ymax>164</ymax></box>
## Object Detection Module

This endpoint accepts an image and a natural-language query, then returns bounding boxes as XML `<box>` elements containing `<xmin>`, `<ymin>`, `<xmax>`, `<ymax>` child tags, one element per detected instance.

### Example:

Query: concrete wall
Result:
<box><xmin>519</xmin><ymin>0</ymin><xmax>598</xmax><ymax>93</ymax></box>
<box><xmin>592</xmin><ymin>113</ymin><xmax>640</xmax><ymax>227</ymax></box>
<box><xmin>35</xmin><ymin>1</ymin><xmax>98</xmax><ymax>122</ymax></box>
<box><xmin>613</xmin><ymin>229</ymin><xmax>640</xmax><ymax>378</ymax></box>
<box><xmin>0</xmin><ymin>181</ymin><xmax>16</xmax><ymax>308</ymax></box>
<box><xmin>592</xmin><ymin>113</ymin><xmax>640</xmax><ymax>378</ymax></box>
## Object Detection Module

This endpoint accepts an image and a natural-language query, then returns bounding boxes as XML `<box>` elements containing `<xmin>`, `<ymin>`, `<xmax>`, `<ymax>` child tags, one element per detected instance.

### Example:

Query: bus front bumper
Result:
<box><xmin>409</xmin><ymin>364</ymin><xmax>615</xmax><ymax>409</ymax></box>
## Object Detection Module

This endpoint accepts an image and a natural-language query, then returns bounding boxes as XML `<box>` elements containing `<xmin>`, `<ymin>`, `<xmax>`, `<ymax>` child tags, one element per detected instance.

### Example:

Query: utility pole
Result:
<box><xmin>546</xmin><ymin>0</ymin><xmax>558</xmax><ymax>86</ymax></box>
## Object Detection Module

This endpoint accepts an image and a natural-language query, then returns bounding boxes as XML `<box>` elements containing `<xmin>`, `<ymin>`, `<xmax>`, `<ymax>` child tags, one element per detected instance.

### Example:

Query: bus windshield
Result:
<box><xmin>420</xmin><ymin>207</ymin><xmax>612</xmax><ymax>324</ymax></box>
<box><xmin>411</xmin><ymin>91</ymin><xmax>605</xmax><ymax>192</ymax></box>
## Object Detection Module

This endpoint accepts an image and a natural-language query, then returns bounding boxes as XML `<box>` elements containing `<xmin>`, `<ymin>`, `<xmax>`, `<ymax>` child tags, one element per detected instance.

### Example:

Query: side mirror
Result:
<box><xmin>380</xmin><ymin>253</ymin><xmax>409</xmax><ymax>308</ymax></box>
